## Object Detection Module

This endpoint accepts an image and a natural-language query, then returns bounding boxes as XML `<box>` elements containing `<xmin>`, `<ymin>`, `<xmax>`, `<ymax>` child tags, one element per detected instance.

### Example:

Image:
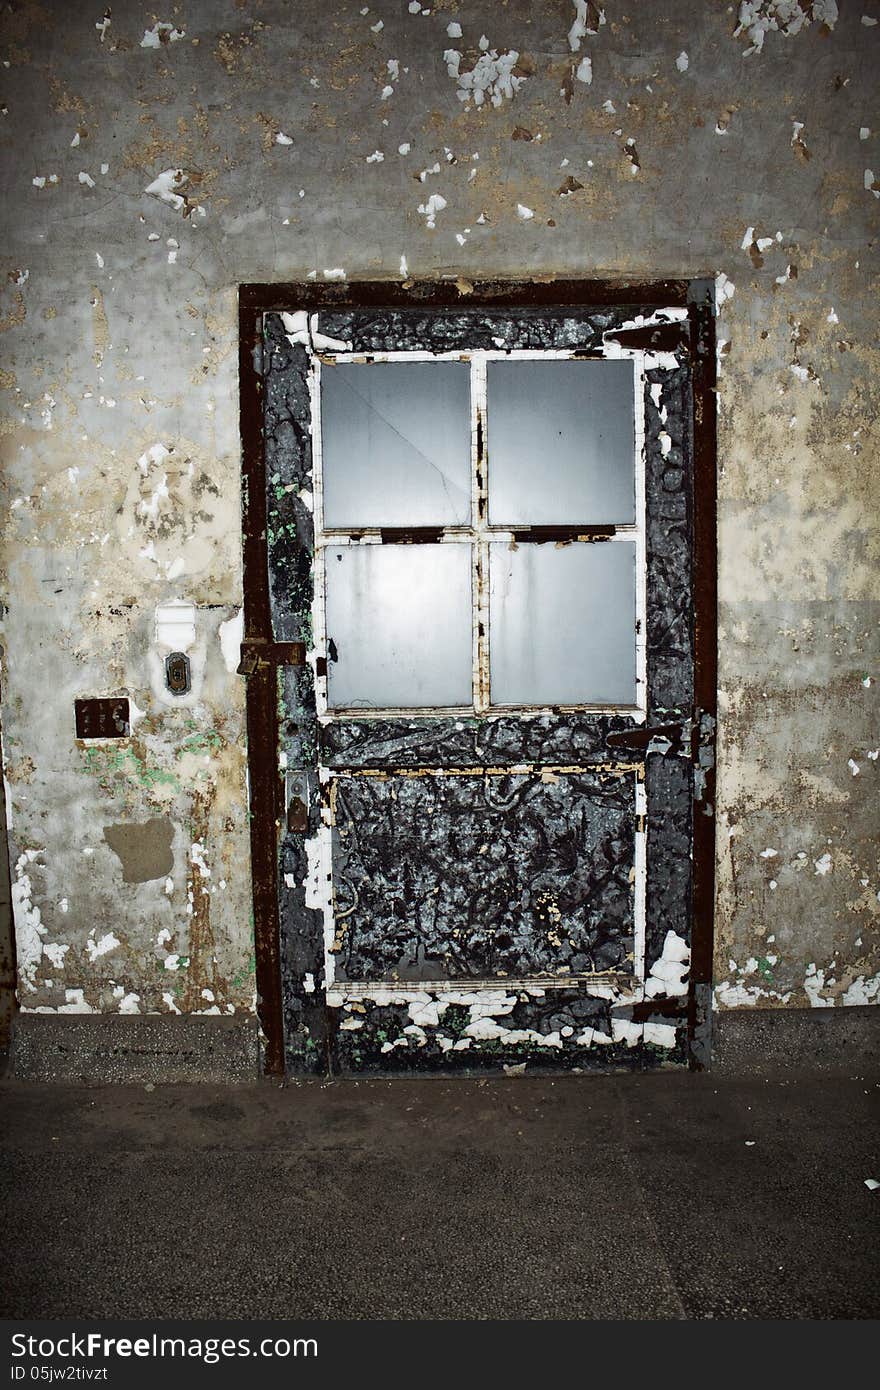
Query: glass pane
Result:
<box><xmin>487</xmin><ymin>360</ymin><xmax>635</xmax><ymax>525</ymax></box>
<box><xmin>325</xmin><ymin>544</ymin><xmax>472</xmax><ymax>708</ymax></box>
<box><xmin>321</xmin><ymin>363</ymin><xmax>471</xmax><ymax>527</ymax></box>
<box><xmin>489</xmin><ymin>541</ymin><xmax>637</xmax><ymax>706</ymax></box>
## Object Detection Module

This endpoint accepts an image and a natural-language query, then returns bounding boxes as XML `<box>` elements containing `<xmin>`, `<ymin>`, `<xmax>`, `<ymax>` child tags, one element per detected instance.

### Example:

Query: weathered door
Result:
<box><xmin>243</xmin><ymin>281</ymin><xmax>716</xmax><ymax>1075</ymax></box>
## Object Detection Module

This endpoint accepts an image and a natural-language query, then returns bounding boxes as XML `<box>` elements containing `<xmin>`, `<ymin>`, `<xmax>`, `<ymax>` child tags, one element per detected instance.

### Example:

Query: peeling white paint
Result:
<box><xmin>602</xmin><ymin>308</ymin><xmax>686</xmax><ymax>370</ymax></box>
<box><xmin>59</xmin><ymin>988</ymin><xmax>96</xmax><ymax>1014</ymax></box>
<box><xmin>12</xmin><ymin>851</ymin><xmax>45</xmax><ymax>992</ymax></box>
<box><xmin>190</xmin><ymin>840</ymin><xmax>211</xmax><ymax>879</ymax></box>
<box><xmin>575</xmin><ymin>56</ymin><xmax>592</xmax><ymax>84</ymax></box>
<box><xmin>645</xmin><ymin>930</ymin><xmax>690</xmax><ymax>998</ymax></box>
<box><xmin>644</xmin><ymin>1021</ymin><xmax>678</xmax><ymax>1048</ymax></box>
<box><xmin>814</xmin><ymin>852</ymin><xmax>832</xmax><ymax>875</ymax></box>
<box><xmin>418</xmin><ymin>193</ymin><xmax>447</xmax><ymax>228</ymax></box>
<box><xmin>86</xmin><ymin>931</ymin><xmax>120</xmax><ymax>962</ymax></box>
<box><xmin>568</xmin><ymin>0</ymin><xmax>605</xmax><ymax>51</ymax></box>
<box><xmin>611</xmin><ymin>1018</ymin><xmax>643</xmax><ymax>1047</ymax></box>
<box><xmin>444</xmin><ymin>45</ymin><xmax>526</xmax><ymax>108</ymax></box>
<box><xmin>141</xmin><ymin>21</ymin><xmax>185</xmax><ymax>48</ymax></box>
<box><xmin>804</xmin><ymin>962</ymin><xmax>834</xmax><ymax>1007</ymax></box>
<box><xmin>408</xmin><ymin>997</ymin><xmax>443</xmax><ymax>1027</ymax></box>
<box><xmin>735</xmin><ymin>1</ymin><xmax>839</xmax><ymax>56</ymax></box>
<box><xmin>715</xmin><ymin>272</ymin><xmax>735</xmax><ymax>309</ymax></box>
<box><xmin>306</xmin><ymin>812</ymin><xmax>337</xmax><ymax>990</ymax></box>
<box><xmin>714</xmin><ymin>979</ymin><xmax>793</xmax><ymax>1007</ymax></box>
<box><xmin>841</xmin><ymin>974</ymin><xmax>880</xmax><ymax>1005</ymax></box>
<box><xmin>144</xmin><ymin>169</ymin><xmax>187</xmax><ymax>212</ymax></box>
<box><xmin>218</xmin><ymin>607</ymin><xmax>243</xmax><ymax>673</ymax></box>
<box><xmin>279</xmin><ymin>310</ymin><xmax>351</xmax><ymax>353</ymax></box>
<box><xmin>332</xmin><ymin>984</ymin><xmax>680</xmax><ymax>1054</ymax></box>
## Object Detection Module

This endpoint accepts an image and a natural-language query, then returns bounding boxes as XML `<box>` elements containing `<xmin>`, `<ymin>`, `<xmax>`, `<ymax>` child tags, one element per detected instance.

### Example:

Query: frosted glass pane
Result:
<box><xmin>490</xmin><ymin>542</ymin><xmax>637</xmax><ymax>706</ymax></box>
<box><xmin>321</xmin><ymin>363</ymin><xmax>471</xmax><ymax>527</ymax></box>
<box><xmin>325</xmin><ymin>545</ymin><xmax>472</xmax><ymax>708</ymax></box>
<box><xmin>487</xmin><ymin>360</ymin><xmax>635</xmax><ymax>525</ymax></box>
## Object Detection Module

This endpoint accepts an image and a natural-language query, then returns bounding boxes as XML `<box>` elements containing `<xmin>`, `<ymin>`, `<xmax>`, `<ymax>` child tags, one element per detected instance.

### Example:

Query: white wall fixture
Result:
<box><xmin>154</xmin><ymin>600</ymin><xmax>197</xmax><ymax>652</ymax></box>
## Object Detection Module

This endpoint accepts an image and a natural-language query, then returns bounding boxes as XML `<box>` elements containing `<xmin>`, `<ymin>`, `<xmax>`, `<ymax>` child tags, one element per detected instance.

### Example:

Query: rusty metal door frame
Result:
<box><xmin>238</xmin><ymin>278</ymin><xmax>717</xmax><ymax>1076</ymax></box>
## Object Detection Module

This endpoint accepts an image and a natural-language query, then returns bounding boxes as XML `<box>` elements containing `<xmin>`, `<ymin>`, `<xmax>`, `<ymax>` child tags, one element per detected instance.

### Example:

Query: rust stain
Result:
<box><xmin>181</xmin><ymin>788</ymin><xmax>219</xmax><ymax>1011</ymax></box>
<box><xmin>0</xmin><ymin>284</ymin><xmax>26</xmax><ymax>335</ymax></box>
<box><xmin>90</xmin><ymin>286</ymin><xmax>109</xmax><ymax>365</ymax></box>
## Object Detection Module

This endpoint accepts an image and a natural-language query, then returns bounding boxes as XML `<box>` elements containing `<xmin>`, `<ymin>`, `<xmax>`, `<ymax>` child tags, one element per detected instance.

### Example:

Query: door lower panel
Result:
<box><xmin>330</xmin><ymin>769</ymin><xmax>640</xmax><ymax>983</ymax></box>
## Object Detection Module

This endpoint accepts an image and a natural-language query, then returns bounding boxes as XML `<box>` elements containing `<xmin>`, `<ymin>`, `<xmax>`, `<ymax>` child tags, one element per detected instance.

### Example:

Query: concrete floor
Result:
<box><xmin>1</xmin><ymin>1071</ymin><xmax>878</xmax><ymax>1320</ymax></box>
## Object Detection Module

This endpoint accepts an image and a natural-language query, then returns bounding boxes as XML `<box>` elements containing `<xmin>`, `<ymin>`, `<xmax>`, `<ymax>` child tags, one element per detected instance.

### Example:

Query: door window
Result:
<box><xmin>317</xmin><ymin>353</ymin><xmax>645</xmax><ymax>714</ymax></box>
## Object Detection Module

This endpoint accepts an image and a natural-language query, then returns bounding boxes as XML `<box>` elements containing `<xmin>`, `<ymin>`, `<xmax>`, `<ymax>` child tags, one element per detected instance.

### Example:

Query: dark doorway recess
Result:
<box><xmin>239</xmin><ymin>279</ymin><xmax>717</xmax><ymax>1078</ymax></box>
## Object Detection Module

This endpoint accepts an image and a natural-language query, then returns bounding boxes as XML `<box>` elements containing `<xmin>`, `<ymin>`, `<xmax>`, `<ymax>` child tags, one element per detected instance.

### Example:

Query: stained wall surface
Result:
<box><xmin>0</xmin><ymin>0</ymin><xmax>877</xmax><ymax>1028</ymax></box>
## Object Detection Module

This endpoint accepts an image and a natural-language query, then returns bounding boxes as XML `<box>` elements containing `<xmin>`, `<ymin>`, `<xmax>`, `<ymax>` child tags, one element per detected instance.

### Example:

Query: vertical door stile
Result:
<box><xmin>633</xmin><ymin>774</ymin><xmax>648</xmax><ymax>987</ymax></box>
<box><xmin>309</xmin><ymin>353</ymin><xmax>329</xmax><ymax>722</ymax></box>
<box><xmin>633</xmin><ymin>352</ymin><xmax>649</xmax><ymax>992</ymax></box>
<box><xmin>471</xmin><ymin>354</ymin><xmax>490</xmax><ymax>715</ymax></box>
<box><xmin>633</xmin><ymin>350</ymin><xmax>649</xmax><ymax>724</ymax></box>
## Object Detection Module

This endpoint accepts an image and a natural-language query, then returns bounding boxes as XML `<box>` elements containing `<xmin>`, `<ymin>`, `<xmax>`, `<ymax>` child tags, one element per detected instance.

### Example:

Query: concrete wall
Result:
<box><xmin>1</xmin><ymin>0</ymin><xmax>877</xmax><ymax>1030</ymax></box>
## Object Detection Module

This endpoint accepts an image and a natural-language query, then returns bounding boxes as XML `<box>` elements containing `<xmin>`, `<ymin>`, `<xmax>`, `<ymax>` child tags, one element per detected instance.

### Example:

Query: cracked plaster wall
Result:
<box><xmin>0</xmin><ymin>0</ymin><xmax>877</xmax><ymax>1024</ymax></box>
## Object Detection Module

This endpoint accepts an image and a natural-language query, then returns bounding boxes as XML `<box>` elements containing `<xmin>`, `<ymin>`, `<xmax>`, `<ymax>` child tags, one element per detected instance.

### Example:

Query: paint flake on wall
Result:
<box><xmin>418</xmin><ymin>192</ymin><xmax>447</xmax><ymax>228</ymax></box>
<box><xmin>734</xmin><ymin>1</ymin><xmax>839</xmax><ymax>56</ymax></box>
<box><xmin>141</xmin><ymin>22</ymin><xmax>186</xmax><ymax>49</ymax></box>
<box><xmin>12</xmin><ymin>851</ymin><xmax>45</xmax><ymax>992</ymax></box>
<box><xmin>444</xmin><ymin>46</ymin><xmax>526</xmax><ymax>107</ymax></box>
<box><xmin>144</xmin><ymin>169</ymin><xmax>188</xmax><ymax>213</ymax></box>
<box><xmin>568</xmin><ymin>1</ymin><xmax>605</xmax><ymax>51</ymax></box>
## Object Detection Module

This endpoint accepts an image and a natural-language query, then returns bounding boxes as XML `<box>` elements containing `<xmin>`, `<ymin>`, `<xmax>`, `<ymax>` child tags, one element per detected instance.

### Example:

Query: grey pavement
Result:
<box><xmin>1</xmin><ymin>1071</ymin><xmax>878</xmax><ymax>1320</ymax></box>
